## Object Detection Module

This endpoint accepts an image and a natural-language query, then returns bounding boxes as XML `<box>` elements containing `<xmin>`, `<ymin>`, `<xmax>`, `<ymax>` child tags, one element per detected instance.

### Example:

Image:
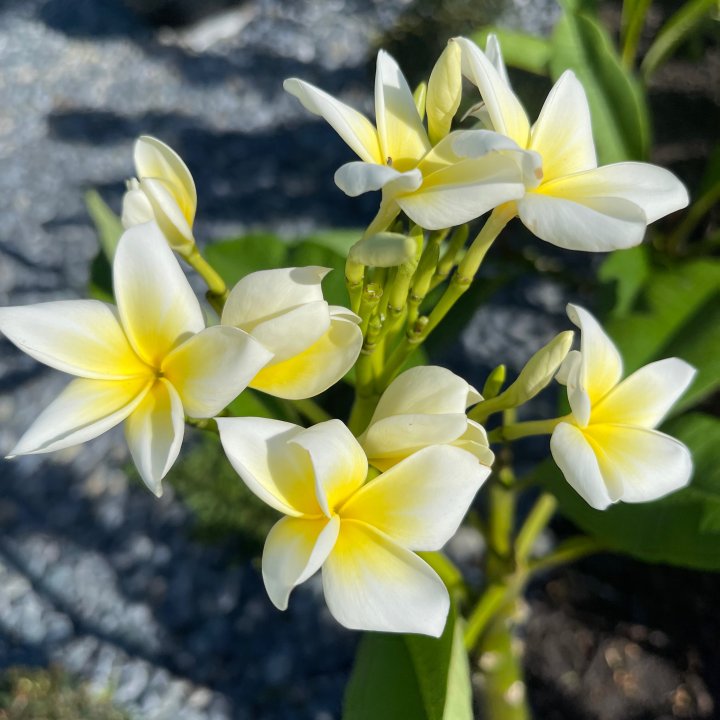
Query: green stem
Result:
<box><xmin>488</xmin><ymin>416</ymin><xmax>568</xmax><ymax>443</ymax></box>
<box><xmin>418</xmin><ymin>551</ymin><xmax>468</xmax><ymax>602</ymax></box>
<box><xmin>292</xmin><ymin>398</ymin><xmax>332</xmax><ymax>425</ymax></box>
<box><xmin>185</xmin><ymin>416</ymin><xmax>219</xmax><ymax>435</ymax></box>
<box><xmin>186</xmin><ymin>247</ymin><xmax>228</xmax><ymax>314</ymax></box>
<box><xmin>527</xmin><ymin>535</ymin><xmax>608</xmax><ymax>575</ymax></box>
<box><xmin>515</xmin><ymin>493</ymin><xmax>557</xmax><ymax>563</ymax></box>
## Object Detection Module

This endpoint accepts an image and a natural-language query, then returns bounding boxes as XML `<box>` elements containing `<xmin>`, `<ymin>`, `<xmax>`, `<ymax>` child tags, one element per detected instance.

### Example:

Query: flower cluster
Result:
<box><xmin>0</xmin><ymin>35</ymin><xmax>696</xmax><ymax>638</ymax></box>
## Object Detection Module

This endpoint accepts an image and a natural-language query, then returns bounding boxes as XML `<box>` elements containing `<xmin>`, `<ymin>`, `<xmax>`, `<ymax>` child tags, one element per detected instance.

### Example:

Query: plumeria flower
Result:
<box><xmin>454</xmin><ymin>36</ymin><xmax>689</xmax><ymax>251</ymax></box>
<box><xmin>221</xmin><ymin>267</ymin><xmax>363</xmax><ymax>399</ymax></box>
<box><xmin>284</xmin><ymin>50</ymin><xmax>527</xmax><ymax>236</ymax></box>
<box><xmin>358</xmin><ymin>366</ymin><xmax>495</xmax><ymax>471</ymax></box>
<box><xmin>0</xmin><ymin>223</ymin><xmax>272</xmax><ymax>496</ymax></box>
<box><xmin>551</xmin><ymin>304</ymin><xmax>696</xmax><ymax>510</ymax></box>
<box><xmin>122</xmin><ymin>136</ymin><xmax>197</xmax><ymax>256</ymax></box>
<box><xmin>218</xmin><ymin>418</ymin><xmax>490</xmax><ymax>636</ymax></box>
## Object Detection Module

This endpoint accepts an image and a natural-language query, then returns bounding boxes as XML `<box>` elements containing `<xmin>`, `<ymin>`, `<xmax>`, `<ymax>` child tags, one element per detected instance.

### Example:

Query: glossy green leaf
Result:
<box><xmin>471</xmin><ymin>27</ymin><xmax>551</xmax><ymax>75</ymax></box>
<box><xmin>540</xmin><ymin>412</ymin><xmax>720</xmax><ymax>570</ymax></box>
<box><xmin>343</xmin><ymin>605</ymin><xmax>472</xmax><ymax>720</ymax></box>
<box><xmin>620</xmin><ymin>0</ymin><xmax>653</xmax><ymax>69</ymax></box>
<box><xmin>549</xmin><ymin>8</ymin><xmax>651</xmax><ymax>162</ymax></box>
<box><xmin>598</xmin><ymin>245</ymin><xmax>650</xmax><ymax>317</ymax></box>
<box><xmin>204</xmin><ymin>234</ymin><xmax>289</xmax><ymax>287</ymax></box>
<box><xmin>85</xmin><ymin>190</ymin><xmax>124</xmax><ymax>260</ymax></box>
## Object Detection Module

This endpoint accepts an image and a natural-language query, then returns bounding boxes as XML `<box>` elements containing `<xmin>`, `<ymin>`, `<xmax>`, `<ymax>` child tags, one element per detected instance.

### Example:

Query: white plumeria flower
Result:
<box><xmin>284</xmin><ymin>50</ymin><xmax>527</xmax><ymax>235</ymax></box>
<box><xmin>358</xmin><ymin>366</ymin><xmax>495</xmax><ymax>471</ymax></box>
<box><xmin>0</xmin><ymin>223</ymin><xmax>272</xmax><ymax>496</ymax></box>
<box><xmin>220</xmin><ymin>267</ymin><xmax>363</xmax><ymax>400</ymax></box>
<box><xmin>218</xmin><ymin>417</ymin><xmax>490</xmax><ymax>636</ymax></box>
<box><xmin>122</xmin><ymin>136</ymin><xmax>197</xmax><ymax>256</ymax></box>
<box><xmin>454</xmin><ymin>36</ymin><xmax>689</xmax><ymax>251</ymax></box>
<box><xmin>551</xmin><ymin>304</ymin><xmax>696</xmax><ymax>510</ymax></box>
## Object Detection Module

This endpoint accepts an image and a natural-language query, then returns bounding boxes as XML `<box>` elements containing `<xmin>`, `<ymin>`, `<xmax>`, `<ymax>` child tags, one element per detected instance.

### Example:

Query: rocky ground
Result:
<box><xmin>0</xmin><ymin>0</ymin><xmax>717</xmax><ymax>719</ymax></box>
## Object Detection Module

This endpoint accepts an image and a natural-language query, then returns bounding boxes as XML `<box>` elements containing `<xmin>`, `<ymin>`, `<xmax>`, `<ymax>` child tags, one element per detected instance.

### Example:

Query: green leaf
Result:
<box><xmin>641</xmin><ymin>0</ymin><xmax>718</xmax><ymax>81</ymax></box>
<box><xmin>204</xmin><ymin>234</ymin><xmax>289</xmax><ymax>287</ymax></box>
<box><xmin>540</xmin><ymin>412</ymin><xmax>720</xmax><ymax>570</ymax></box>
<box><xmin>343</xmin><ymin>605</ymin><xmax>472</xmax><ymax>720</ymax></box>
<box><xmin>287</xmin><ymin>239</ymin><xmax>350</xmax><ymax>307</ymax></box>
<box><xmin>88</xmin><ymin>251</ymin><xmax>114</xmax><ymax>302</ymax></box>
<box><xmin>301</xmin><ymin>229</ymin><xmax>362</xmax><ymax>256</ymax></box>
<box><xmin>85</xmin><ymin>190</ymin><xmax>123</xmax><ymax>260</ymax></box>
<box><xmin>598</xmin><ymin>245</ymin><xmax>650</xmax><ymax>316</ymax></box>
<box><xmin>620</xmin><ymin>0</ymin><xmax>653</xmax><ymax>69</ymax></box>
<box><xmin>549</xmin><ymin>8</ymin><xmax>651</xmax><ymax>162</ymax></box>
<box><xmin>471</xmin><ymin>27</ymin><xmax>551</xmax><ymax>75</ymax></box>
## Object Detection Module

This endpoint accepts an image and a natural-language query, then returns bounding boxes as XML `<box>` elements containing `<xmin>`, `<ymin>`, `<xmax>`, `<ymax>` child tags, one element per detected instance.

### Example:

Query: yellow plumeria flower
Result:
<box><xmin>0</xmin><ymin>223</ymin><xmax>272</xmax><ymax>496</ymax></box>
<box><xmin>358</xmin><ymin>366</ymin><xmax>495</xmax><ymax>471</ymax></box>
<box><xmin>221</xmin><ymin>267</ymin><xmax>363</xmax><ymax>399</ymax></box>
<box><xmin>551</xmin><ymin>304</ymin><xmax>696</xmax><ymax>510</ymax></box>
<box><xmin>218</xmin><ymin>418</ymin><xmax>490</xmax><ymax>636</ymax></box>
<box><xmin>454</xmin><ymin>36</ymin><xmax>689</xmax><ymax>251</ymax></box>
<box><xmin>122</xmin><ymin>136</ymin><xmax>197</xmax><ymax>255</ymax></box>
<box><xmin>284</xmin><ymin>50</ymin><xmax>527</xmax><ymax>235</ymax></box>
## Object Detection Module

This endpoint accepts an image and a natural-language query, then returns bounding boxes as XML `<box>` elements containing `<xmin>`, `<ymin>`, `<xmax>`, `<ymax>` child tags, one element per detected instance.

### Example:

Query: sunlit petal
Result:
<box><xmin>124</xmin><ymin>378</ymin><xmax>185</xmax><ymax>497</ymax></box>
<box><xmin>262</xmin><ymin>515</ymin><xmax>340</xmax><ymax>610</ymax></box>
<box><xmin>484</xmin><ymin>34</ymin><xmax>510</xmax><ymax>86</ymax></box>
<box><xmin>0</xmin><ymin>300</ymin><xmax>148</xmax><ymax>380</ymax></box>
<box><xmin>322</xmin><ymin>520</ymin><xmax>449</xmax><ymax>636</ymax></box>
<box><xmin>139</xmin><ymin>178</ymin><xmax>195</xmax><ymax>251</ymax></box>
<box><xmin>426</xmin><ymin>41</ymin><xmax>462</xmax><ymax>144</ymax></box>
<box><xmin>453</xmin><ymin>420</ymin><xmax>496</xmax><ymax>467</ymax></box>
<box><xmin>162</xmin><ymin>326</ymin><xmax>272</xmax><ymax>418</ymax></box>
<box><xmin>121</xmin><ymin>184</ymin><xmax>155</xmax><ymax>229</ymax></box>
<box><xmin>335</xmin><ymin>162</ymin><xmax>422</xmax><ymax>197</ymax></box>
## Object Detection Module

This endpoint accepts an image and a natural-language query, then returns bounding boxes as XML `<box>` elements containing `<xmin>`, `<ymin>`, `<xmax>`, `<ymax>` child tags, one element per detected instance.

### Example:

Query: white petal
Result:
<box><xmin>124</xmin><ymin>379</ymin><xmax>185</xmax><ymax>497</ymax></box>
<box><xmin>550</xmin><ymin>422</ymin><xmax>616</xmax><ymax>510</ymax></box>
<box><xmin>398</xmin><ymin>153</ymin><xmax>525</xmax><ymax>230</ymax></box>
<box><xmin>9</xmin><ymin>377</ymin><xmax>150</xmax><ymax>457</ymax></box>
<box><xmin>566</xmin><ymin>304</ymin><xmax>623</xmax><ymax>408</ymax></box>
<box><xmin>249</xmin><ymin>312</ymin><xmax>362</xmax><ymax>400</ymax></box>
<box><xmin>484</xmin><ymin>34</ymin><xmax>510</xmax><ymax>86</ymax></box>
<box><xmin>517</xmin><ymin>192</ymin><xmax>647</xmax><ymax>251</ymax></box>
<box><xmin>217</xmin><ymin>417</ymin><xmax>321</xmax><ymax>517</ymax></box>
<box><xmin>584</xmin><ymin>424</ymin><xmax>693</xmax><ymax>503</ymax></box>
<box><xmin>455</xmin><ymin>36</ymin><xmax>530</xmax><ymax>146</ymax></box>
<box><xmin>453</xmin><ymin>420</ymin><xmax>496</xmax><ymax>467</ymax></box>
<box><xmin>162</xmin><ymin>326</ymin><xmax>273</xmax><ymax>418</ymax></box>
<box><xmin>592</xmin><ymin>358</ymin><xmax>696</xmax><ymax>428</ymax></box>
<box><xmin>121</xmin><ymin>185</ymin><xmax>155</xmax><ymax>229</ymax></box>
<box><xmin>426</xmin><ymin>40</ymin><xmax>462</xmax><ymax>144</ymax></box>
<box><xmin>342</xmin><ymin>445</ymin><xmax>489</xmax><ymax>550</ymax></box>
<box><xmin>284</xmin><ymin>78</ymin><xmax>382</xmax><ymax>164</ymax></box>
<box><xmin>322</xmin><ymin>520</ymin><xmax>449</xmax><ymax>636</ymax></box>
<box><xmin>290</xmin><ymin>420</ymin><xmax>367</xmax><ymax>517</ymax></box>
<box><xmin>540</xmin><ymin>162</ymin><xmax>689</xmax><ymax>224</ymax></box>
<box><xmin>334</xmin><ymin>162</ymin><xmax>422</xmax><ymax>197</ymax></box>
<box><xmin>0</xmin><ymin>300</ymin><xmax>148</xmax><ymax>380</ymax></box>
<box><xmin>134</xmin><ymin>136</ymin><xmax>196</xmax><ymax>220</ymax></box>
<box><xmin>451</xmin><ymin>128</ymin><xmax>524</xmax><ymax>157</ymax></box>
<box><xmin>114</xmin><ymin>223</ymin><xmax>205</xmax><ymax>367</ymax></box>
<box><xmin>374</xmin><ymin>50</ymin><xmax>431</xmax><ymax>168</ymax></box>
<box><xmin>139</xmin><ymin>178</ymin><xmax>195</xmax><ymax>252</ymax></box>
<box><xmin>262</xmin><ymin>515</ymin><xmax>340</xmax><ymax>610</ymax></box>
<box><xmin>529</xmin><ymin>71</ymin><xmax>597</xmax><ymax>182</ymax></box>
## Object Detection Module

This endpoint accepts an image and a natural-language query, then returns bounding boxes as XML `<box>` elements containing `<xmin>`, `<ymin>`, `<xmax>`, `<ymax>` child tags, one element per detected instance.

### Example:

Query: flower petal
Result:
<box><xmin>539</xmin><ymin>163</ymin><xmax>689</xmax><ymax>224</ymax></box>
<box><xmin>550</xmin><ymin>422</ymin><xmax>616</xmax><ymax>510</ymax></box>
<box><xmin>139</xmin><ymin>178</ymin><xmax>195</xmax><ymax>252</ymax></box>
<box><xmin>427</xmin><ymin>40</ymin><xmax>462</xmax><ymax>144</ymax></box>
<box><xmin>124</xmin><ymin>378</ymin><xmax>184</xmax><ymax>497</ymax></box>
<box><xmin>592</xmin><ymin>358</ymin><xmax>696</xmax><ymax>428</ymax></box>
<box><xmin>284</xmin><ymin>78</ymin><xmax>382</xmax><ymax>164</ymax></box>
<box><xmin>374</xmin><ymin>50</ymin><xmax>431</xmax><ymax>169</ymax></box>
<box><xmin>529</xmin><ymin>71</ymin><xmax>597</xmax><ymax>181</ymax></box>
<box><xmin>453</xmin><ymin>420</ymin><xmax>496</xmax><ymax>467</ymax></box>
<box><xmin>517</xmin><ymin>192</ymin><xmax>647</xmax><ymax>251</ymax></box>
<box><xmin>455</xmin><ymin>36</ymin><xmax>530</xmax><ymax>146</ymax></box>
<box><xmin>121</xmin><ymin>182</ymin><xmax>155</xmax><ymax>229</ymax></box>
<box><xmin>217</xmin><ymin>417</ymin><xmax>321</xmax><ymax>517</ymax></box>
<box><xmin>162</xmin><ymin>326</ymin><xmax>272</xmax><ymax>418</ymax></box>
<box><xmin>583</xmin><ymin>424</ymin><xmax>693</xmax><ymax>504</ymax></box>
<box><xmin>8</xmin><ymin>377</ymin><xmax>150</xmax><ymax>457</ymax></box>
<box><xmin>0</xmin><ymin>300</ymin><xmax>148</xmax><ymax>380</ymax></box>
<box><xmin>566</xmin><ymin>304</ymin><xmax>623</xmax><ymax>409</ymax></box>
<box><xmin>134</xmin><ymin>136</ymin><xmax>196</xmax><ymax>222</ymax></box>
<box><xmin>249</xmin><ymin>311</ymin><xmax>362</xmax><ymax>400</ymax></box>
<box><xmin>341</xmin><ymin>445</ymin><xmax>489</xmax><ymax>550</ymax></box>
<box><xmin>290</xmin><ymin>420</ymin><xmax>367</xmax><ymax>517</ymax></box>
<box><xmin>334</xmin><ymin>162</ymin><xmax>422</xmax><ymax>197</ymax></box>
<box><xmin>322</xmin><ymin>520</ymin><xmax>449</xmax><ymax>636</ymax></box>
<box><xmin>484</xmin><ymin>34</ymin><xmax>510</xmax><ymax>86</ymax></box>
<box><xmin>114</xmin><ymin>223</ymin><xmax>205</xmax><ymax>367</ymax></box>
<box><xmin>262</xmin><ymin>515</ymin><xmax>340</xmax><ymax>610</ymax></box>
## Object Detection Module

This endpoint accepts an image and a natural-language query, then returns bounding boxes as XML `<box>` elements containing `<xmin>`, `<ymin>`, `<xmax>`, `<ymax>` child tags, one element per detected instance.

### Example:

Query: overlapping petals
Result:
<box><xmin>551</xmin><ymin>304</ymin><xmax>696</xmax><ymax>509</ymax></box>
<box><xmin>221</xmin><ymin>267</ymin><xmax>362</xmax><ymax>399</ymax></box>
<box><xmin>218</xmin><ymin>417</ymin><xmax>489</xmax><ymax>636</ymax></box>
<box><xmin>1</xmin><ymin>223</ymin><xmax>271</xmax><ymax>495</ymax></box>
<box><xmin>358</xmin><ymin>366</ymin><xmax>495</xmax><ymax>471</ymax></box>
<box><xmin>455</xmin><ymin>36</ymin><xmax>689</xmax><ymax>251</ymax></box>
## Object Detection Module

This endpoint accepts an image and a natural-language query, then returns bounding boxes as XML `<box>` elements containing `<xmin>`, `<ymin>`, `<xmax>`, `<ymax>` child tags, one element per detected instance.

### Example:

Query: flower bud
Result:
<box><xmin>427</xmin><ymin>40</ymin><xmax>462</xmax><ymax>145</ymax></box>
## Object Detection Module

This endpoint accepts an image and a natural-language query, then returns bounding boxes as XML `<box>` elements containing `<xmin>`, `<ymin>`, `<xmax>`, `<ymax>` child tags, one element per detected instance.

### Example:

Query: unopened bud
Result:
<box><xmin>482</xmin><ymin>364</ymin><xmax>506</xmax><ymax>399</ymax></box>
<box><xmin>427</xmin><ymin>40</ymin><xmax>462</xmax><ymax>144</ymax></box>
<box><xmin>413</xmin><ymin>81</ymin><xmax>427</xmax><ymax>120</ymax></box>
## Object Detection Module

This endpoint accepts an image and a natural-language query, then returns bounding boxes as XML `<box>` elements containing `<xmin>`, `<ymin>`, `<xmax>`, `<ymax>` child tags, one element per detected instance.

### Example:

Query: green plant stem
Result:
<box><xmin>418</xmin><ymin>551</ymin><xmax>468</xmax><ymax>602</ymax></box>
<box><xmin>620</xmin><ymin>0</ymin><xmax>653</xmax><ymax>69</ymax></box>
<box><xmin>488</xmin><ymin>416</ymin><xmax>569</xmax><ymax>443</ymax></box>
<box><xmin>515</xmin><ymin>493</ymin><xmax>558</xmax><ymax>562</ymax></box>
<box><xmin>528</xmin><ymin>535</ymin><xmax>608</xmax><ymax>575</ymax></box>
<box><xmin>666</xmin><ymin>180</ymin><xmax>720</xmax><ymax>254</ymax></box>
<box><xmin>185</xmin><ymin>417</ymin><xmax>219</xmax><ymax>435</ymax></box>
<box><xmin>186</xmin><ymin>246</ymin><xmax>229</xmax><ymax>315</ymax></box>
<box><xmin>292</xmin><ymin>398</ymin><xmax>333</xmax><ymax>424</ymax></box>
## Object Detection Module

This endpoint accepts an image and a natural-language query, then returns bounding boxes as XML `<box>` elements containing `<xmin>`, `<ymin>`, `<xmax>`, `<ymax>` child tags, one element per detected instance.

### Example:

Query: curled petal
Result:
<box><xmin>426</xmin><ymin>41</ymin><xmax>462</xmax><ymax>144</ymax></box>
<box><xmin>121</xmin><ymin>183</ymin><xmax>154</xmax><ymax>229</ymax></box>
<box><xmin>335</xmin><ymin>162</ymin><xmax>422</xmax><ymax>197</ymax></box>
<box><xmin>454</xmin><ymin>420</ymin><xmax>496</xmax><ymax>467</ymax></box>
<box><xmin>139</xmin><ymin>178</ymin><xmax>195</xmax><ymax>252</ymax></box>
<box><xmin>322</xmin><ymin>520</ymin><xmax>449</xmax><ymax>637</ymax></box>
<box><xmin>124</xmin><ymin>378</ymin><xmax>185</xmax><ymax>497</ymax></box>
<box><xmin>262</xmin><ymin>515</ymin><xmax>340</xmax><ymax>610</ymax></box>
